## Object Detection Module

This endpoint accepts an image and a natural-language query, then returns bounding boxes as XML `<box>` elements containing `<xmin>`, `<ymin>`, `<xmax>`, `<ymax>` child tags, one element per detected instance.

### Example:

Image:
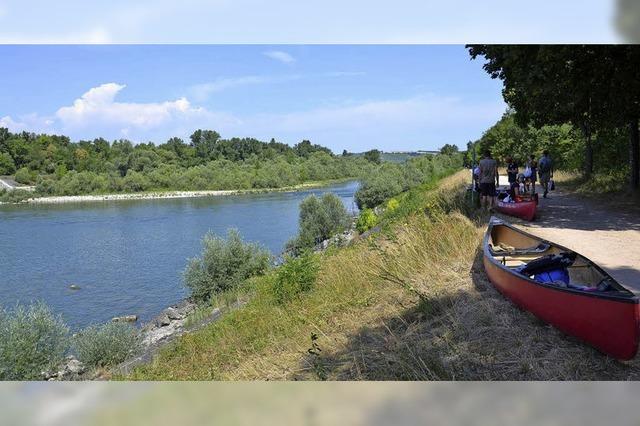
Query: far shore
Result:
<box><xmin>9</xmin><ymin>179</ymin><xmax>355</xmax><ymax>205</ymax></box>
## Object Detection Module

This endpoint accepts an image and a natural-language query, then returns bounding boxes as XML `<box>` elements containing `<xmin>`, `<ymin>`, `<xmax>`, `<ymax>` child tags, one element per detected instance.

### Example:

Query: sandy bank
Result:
<box><xmin>10</xmin><ymin>180</ymin><xmax>354</xmax><ymax>205</ymax></box>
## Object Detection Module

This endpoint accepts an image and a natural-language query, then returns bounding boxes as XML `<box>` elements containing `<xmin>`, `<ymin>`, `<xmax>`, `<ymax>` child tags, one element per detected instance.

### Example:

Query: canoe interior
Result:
<box><xmin>488</xmin><ymin>223</ymin><xmax>631</xmax><ymax>295</ymax></box>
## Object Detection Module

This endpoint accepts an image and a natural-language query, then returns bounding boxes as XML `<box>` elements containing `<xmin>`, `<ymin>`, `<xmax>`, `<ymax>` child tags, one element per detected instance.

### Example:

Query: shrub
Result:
<box><xmin>0</xmin><ymin>189</ymin><xmax>33</xmax><ymax>203</ymax></box>
<box><xmin>74</xmin><ymin>322</ymin><xmax>140</xmax><ymax>368</ymax></box>
<box><xmin>356</xmin><ymin>208</ymin><xmax>378</xmax><ymax>233</ymax></box>
<box><xmin>122</xmin><ymin>170</ymin><xmax>150</xmax><ymax>192</ymax></box>
<box><xmin>287</xmin><ymin>193</ymin><xmax>351</xmax><ymax>253</ymax></box>
<box><xmin>0</xmin><ymin>302</ymin><xmax>69</xmax><ymax>380</ymax></box>
<box><xmin>14</xmin><ymin>167</ymin><xmax>34</xmax><ymax>184</ymax></box>
<box><xmin>271</xmin><ymin>252</ymin><xmax>319</xmax><ymax>304</ymax></box>
<box><xmin>355</xmin><ymin>174</ymin><xmax>402</xmax><ymax>209</ymax></box>
<box><xmin>0</xmin><ymin>152</ymin><xmax>16</xmax><ymax>175</ymax></box>
<box><xmin>184</xmin><ymin>229</ymin><xmax>272</xmax><ymax>302</ymax></box>
<box><xmin>386</xmin><ymin>198</ymin><xmax>400</xmax><ymax>212</ymax></box>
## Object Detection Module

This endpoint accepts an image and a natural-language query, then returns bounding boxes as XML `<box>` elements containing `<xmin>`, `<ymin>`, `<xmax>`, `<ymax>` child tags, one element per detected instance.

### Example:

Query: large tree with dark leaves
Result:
<box><xmin>468</xmin><ymin>45</ymin><xmax>640</xmax><ymax>188</ymax></box>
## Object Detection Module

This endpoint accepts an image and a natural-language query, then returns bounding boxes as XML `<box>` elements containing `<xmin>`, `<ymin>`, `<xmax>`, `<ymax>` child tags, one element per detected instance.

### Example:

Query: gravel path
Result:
<box><xmin>496</xmin><ymin>177</ymin><xmax>640</xmax><ymax>294</ymax></box>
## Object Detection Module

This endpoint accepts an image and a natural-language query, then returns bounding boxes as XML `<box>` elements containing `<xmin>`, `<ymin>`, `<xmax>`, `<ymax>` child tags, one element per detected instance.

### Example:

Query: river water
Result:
<box><xmin>0</xmin><ymin>181</ymin><xmax>358</xmax><ymax>329</ymax></box>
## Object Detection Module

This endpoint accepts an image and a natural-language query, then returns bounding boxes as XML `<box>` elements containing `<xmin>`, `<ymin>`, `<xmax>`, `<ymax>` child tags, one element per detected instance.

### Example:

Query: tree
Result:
<box><xmin>363</xmin><ymin>149</ymin><xmax>382</xmax><ymax>164</ymax></box>
<box><xmin>287</xmin><ymin>193</ymin><xmax>350</xmax><ymax>252</ymax></box>
<box><xmin>189</xmin><ymin>129</ymin><xmax>221</xmax><ymax>161</ymax></box>
<box><xmin>440</xmin><ymin>144</ymin><xmax>459</xmax><ymax>156</ymax></box>
<box><xmin>468</xmin><ymin>45</ymin><xmax>640</xmax><ymax>188</ymax></box>
<box><xmin>0</xmin><ymin>152</ymin><xmax>16</xmax><ymax>175</ymax></box>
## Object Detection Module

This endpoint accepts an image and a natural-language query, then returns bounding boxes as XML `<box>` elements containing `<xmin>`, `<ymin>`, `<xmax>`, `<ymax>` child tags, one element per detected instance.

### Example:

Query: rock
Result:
<box><xmin>112</xmin><ymin>315</ymin><xmax>138</xmax><ymax>323</ymax></box>
<box><xmin>69</xmin><ymin>284</ymin><xmax>81</xmax><ymax>290</ymax></box>
<box><xmin>42</xmin><ymin>355</ymin><xmax>85</xmax><ymax>381</ymax></box>
<box><xmin>165</xmin><ymin>307</ymin><xmax>183</xmax><ymax>320</ymax></box>
<box><xmin>63</xmin><ymin>357</ymin><xmax>85</xmax><ymax>375</ymax></box>
<box><xmin>156</xmin><ymin>314</ymin><xmax>171</xmax><ymax>327</ymax></box>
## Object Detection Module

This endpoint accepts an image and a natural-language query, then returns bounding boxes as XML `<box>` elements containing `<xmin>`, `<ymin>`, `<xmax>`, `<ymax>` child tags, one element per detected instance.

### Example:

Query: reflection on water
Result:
<box><xmin>0</xmin><ymin>182</ymin><xmax>358</xmax><ymax>329</ymax></box>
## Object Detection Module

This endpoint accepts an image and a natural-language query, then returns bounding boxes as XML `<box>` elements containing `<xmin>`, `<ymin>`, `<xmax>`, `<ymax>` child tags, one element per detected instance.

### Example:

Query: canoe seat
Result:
<box><xmin>489</xmin><ymin>242</ymin><xmax>551</xmax><ymax>257</ymax></box>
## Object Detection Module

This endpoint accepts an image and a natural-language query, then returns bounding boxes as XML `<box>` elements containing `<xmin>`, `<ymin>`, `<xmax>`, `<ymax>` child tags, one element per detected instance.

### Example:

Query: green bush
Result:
<box><xmin>0</xmin><ymin>302</ymin><xmax>69</xmax><ymax>380</ymax></box>
<box><xmin>355</xmin><ymin>154</ymin><xmax>462</xmax><ymax>209</ymax></box>
<box><xmin>271</xmin><ymin>252</ymin><xmax>319</xmax><ymax>304</ymax></box>
<box><xmin>14</xmin><ymin>167</ymin><xmax>34</xmax><ymax>184</ymax></box>
<box><xmin>184</xmin><ymin>229</ymin><xmax>272</xmax><ymax>302</ymax></box>
<box><xmin>287</xmin><ymin>193</ymin><xmax>351</xmax><ymax>253</ymax></box>
<box><xmin>386</xmin><ymin>198</ymin><xmax>400</xmax><ymax>212</ymax></box>
<box><xmin>356</xmin><ymin>208</ymin><xmax>379</xmax><ymax>233</ymax></box>
<box><xmin>0</xmin><ymin>152</ymin><xmax>16</xmax><ymax>175</ymax></box>
<box><xmin>0</xmin><ymin>189</ymin><xmax>33</xmax><ymax>203</ymax></box>
<box><xmin>74</xmin><ymin>322</ymin><xmax>140</xmax><ymax>368</ymax></box>
<box><xmin>355</xmin><ymin>174</ymin><xmax>402</xmax><ymax>209</ymax></box>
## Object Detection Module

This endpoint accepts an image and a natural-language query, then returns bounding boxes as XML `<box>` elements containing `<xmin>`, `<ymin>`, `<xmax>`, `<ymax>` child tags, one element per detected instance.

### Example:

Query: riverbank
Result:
<box><xmin>4</xmin><ymin>179</ymin><xmax>354</xmax><ymax>205</ymax></box>
<box><xmin>127</xmin><ymin>170</ymin><xmax>640</xmax><ymax>380</ymax></box>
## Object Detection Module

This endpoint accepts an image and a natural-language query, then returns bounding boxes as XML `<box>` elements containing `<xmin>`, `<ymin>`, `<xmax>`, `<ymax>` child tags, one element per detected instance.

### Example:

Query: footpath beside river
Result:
<box><xmin>494</xmin><ymin>175</ymin><xmax>640</xmax><ymax>295</ymax></box>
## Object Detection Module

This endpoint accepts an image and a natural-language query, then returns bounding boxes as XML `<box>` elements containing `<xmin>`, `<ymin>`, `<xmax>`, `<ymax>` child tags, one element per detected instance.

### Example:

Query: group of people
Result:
<box><xmin>473</xmin><ymin>150</ymin><xmax>554</xmax><ymax>209</ymax></box>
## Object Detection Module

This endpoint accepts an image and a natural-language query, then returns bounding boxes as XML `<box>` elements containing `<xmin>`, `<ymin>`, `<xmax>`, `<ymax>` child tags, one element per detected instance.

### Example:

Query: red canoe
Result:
<box><xmin>483</xmin><ymin>217</ymin><xmax>639</xmax><ymax>360</ymax></box>
<box><xmin>495</xmin><ymin>198</ymin><xmax>537</xmax><ymax>221</ymax></box>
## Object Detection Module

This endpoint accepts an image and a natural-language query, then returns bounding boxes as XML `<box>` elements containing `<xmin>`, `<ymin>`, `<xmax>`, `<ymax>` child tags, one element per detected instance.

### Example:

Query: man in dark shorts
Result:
<box><xmin>479</xmin><ymin>150</ymin><xmax>499</xmax><ymax>210</ymax></box>
<box><xmin>506</xmin><ymin>156</ymin><xmax>519</xmax><ymax>196</ymax></box>
<box><xmin>506</xmin><ymin>156</ymin><xmax>518</xmax><ymax>185</ymax></box>
<box><xmin>527</xmin><ymin>154</ymin><xmax>538</xmax><ymax>195</ymax></box>
<box><xmin>538</xmin><ymin>150</ymin><xmax>554</xmax><ymax>198</ymax></box>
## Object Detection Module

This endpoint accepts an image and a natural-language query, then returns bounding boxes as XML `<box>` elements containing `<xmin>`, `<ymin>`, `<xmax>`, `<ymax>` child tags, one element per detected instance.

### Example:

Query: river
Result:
<box><xmin>0</xmin><ymin>181</ymin><xmax>358</xmax><ymax>329</ymax></box>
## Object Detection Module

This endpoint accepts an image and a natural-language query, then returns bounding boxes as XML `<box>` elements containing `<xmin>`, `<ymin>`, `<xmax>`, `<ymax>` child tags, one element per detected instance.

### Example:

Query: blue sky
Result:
<box><xmin>1</xmin><ymin>45</ymin><xmax>509</xmax><ymax>152</ymax></box>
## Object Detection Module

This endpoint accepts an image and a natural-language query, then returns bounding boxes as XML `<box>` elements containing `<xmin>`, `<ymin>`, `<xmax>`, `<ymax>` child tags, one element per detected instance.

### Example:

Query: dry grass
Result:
<box><xmin>129</xmin><ymin>170</ymin><xmax>640</xmax><ymax>380</ymax></box>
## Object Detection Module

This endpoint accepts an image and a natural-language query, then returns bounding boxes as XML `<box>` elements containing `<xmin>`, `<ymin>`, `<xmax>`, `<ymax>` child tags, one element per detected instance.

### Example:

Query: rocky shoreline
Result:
<box><xmin>45</xmin><ymin>298</ymin><xmax>243</xmax><ymax>380</ymax></box>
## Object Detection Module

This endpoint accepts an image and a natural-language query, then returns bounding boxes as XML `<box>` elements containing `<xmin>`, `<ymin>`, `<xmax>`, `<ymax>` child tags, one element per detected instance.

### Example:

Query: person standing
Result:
<box><xmin>506</xmin><ymin>156</ymin><xmax>519</xmax><ymax>182</ymax></box>
<box><xmin>506</xmin><ymin>156</ymin><xmax>519</xmax><ymax>194</ymax></box>
<box><xmin>526</xmin><ymin>155</ymin><xmax>538</xmax><ymax>195</ymax></box>
<box><xmin>538</xmin><ymin>150</ymin><xmax>554</xmax><ymax>198</ymax></box>
<box><xmin>479</xmin><ymin>150</ymin><xmax>499</xmax><ymax>210</ymax></box>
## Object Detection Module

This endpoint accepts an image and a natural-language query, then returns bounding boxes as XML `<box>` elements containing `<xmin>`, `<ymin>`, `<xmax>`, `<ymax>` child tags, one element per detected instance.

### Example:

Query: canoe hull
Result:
<box><xmin>495</xmin><ymin>200</ymin><xmax>536</xmax><ymax>221</ymax></box>
<box><xmin>484</xmin><ymin>220</ymin><xmax>640</xmax><ymax>360</ymax></box>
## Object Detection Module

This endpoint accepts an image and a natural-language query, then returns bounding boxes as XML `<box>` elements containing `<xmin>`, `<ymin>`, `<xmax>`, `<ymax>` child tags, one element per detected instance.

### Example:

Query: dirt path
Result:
<box><xmin>495</xmin><ymin>177</ymin><xmax>640</xmax><ymax>294</ymax></box>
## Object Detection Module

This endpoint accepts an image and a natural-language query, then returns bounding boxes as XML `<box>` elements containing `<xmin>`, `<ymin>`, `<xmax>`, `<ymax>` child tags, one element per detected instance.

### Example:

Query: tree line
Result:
<box><xmin>0</xmin><ymin>128</ymin><xmax>378</xmax><ymax>196</ymax></box>
<box><xmin>467</xmin><ymin>45</ymin><xmax>640</xmax><ymax>190</ymax></box>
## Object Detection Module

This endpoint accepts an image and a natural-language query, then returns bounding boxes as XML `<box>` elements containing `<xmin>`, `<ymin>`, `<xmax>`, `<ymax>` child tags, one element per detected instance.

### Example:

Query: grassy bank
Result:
<box><xmin>128</xmin><ymin>170</ymin><xmax>640</xmax><ymax>380</ymax></box>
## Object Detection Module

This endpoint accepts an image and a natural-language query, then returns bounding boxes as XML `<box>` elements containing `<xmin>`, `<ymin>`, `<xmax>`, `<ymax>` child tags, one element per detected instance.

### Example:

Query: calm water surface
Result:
<box><xmin>0</xmin><ymin>181</ymin><xmax>358</xmax><ymax>329</ymax></box>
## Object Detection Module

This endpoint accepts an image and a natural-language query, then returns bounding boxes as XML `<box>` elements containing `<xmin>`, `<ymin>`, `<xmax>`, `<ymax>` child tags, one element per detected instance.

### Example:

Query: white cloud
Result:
<box><xmin>0</xmin><ymin>116</ymin><xmax>23</xmax><ymax>130</ymax></box>
<box><xmin>0</xmin><ymin>83</ymin><xmax>240</xmax><ymax>142</ymax></box>
<box><xmin>56</xmin><ymin>83</ymin><xmax>208</xmax><ymax>129</ymax></box>
<box><xmin>188</xmin><ymin>76</ymin><xmax>272</xmax><ymax>102</ymax></box>
<box><xmin>263</xmin><ymin>50</ymin><xmax>295</xmax><ymax>64</ymax></box>
<box><xmin>0</xmin><ymin>113</ymin><xmax>55</xmax><ymax>133</ymax></box>
<box><xmin>1</xmin><ymin>84</ymin><xmax>505</xmax><ymax>151</ymax></box>
<box><xmin>254</xmin><ymin>95</ymin><xmax>504</xmax><ymax>133</ymax></box>
<box><xmin>188</xmin><ymin>74</ymin><xmax>303</xmax><ymax>101</ymax></box>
